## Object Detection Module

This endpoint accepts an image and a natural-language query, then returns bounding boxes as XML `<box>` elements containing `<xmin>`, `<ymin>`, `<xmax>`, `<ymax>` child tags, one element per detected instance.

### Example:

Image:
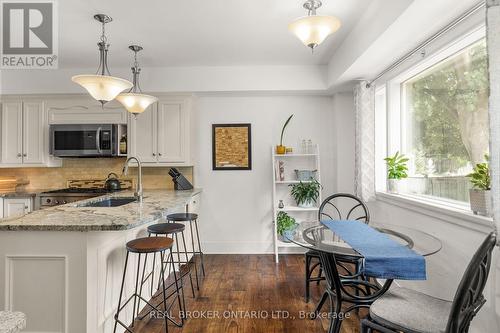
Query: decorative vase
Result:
<box><xmin>281</xmin><ymin>227</ymin><xmax>296</xmax><ymax>242</ymax></box>
<box><xmin>298</xmin><ymin>200</ymin><xmax>314</xmax><ymax>208</ymax></box>
<box><xmin>276</xmin><ymin>145</ymin><xmax>286</xmax><ymax>155</ymax></box>
<box><xmin>387</xmin><ymin>179</ymin><xmax>400</xmax><ymax>194</ymax></box>
<box><xmin>469</xmin><ymin>189</ymin><xmax>491</xmax><ymax>217</ymax></box>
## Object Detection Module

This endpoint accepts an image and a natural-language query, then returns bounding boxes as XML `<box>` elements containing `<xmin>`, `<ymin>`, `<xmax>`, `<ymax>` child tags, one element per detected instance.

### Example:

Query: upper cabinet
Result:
<box><xmin>46</xmin><ymin>98</ymin><xmax>128</xmax><ymax>124</ymax></box>
<box><xmin>129</xmin><ymin>96</ymin><xmax>192</xmax><ymax>166</ymax></box>
<box><xmin>0</xmin><ymin>99</ymin><xmax>56</xmax><ymax>167</ymax></box>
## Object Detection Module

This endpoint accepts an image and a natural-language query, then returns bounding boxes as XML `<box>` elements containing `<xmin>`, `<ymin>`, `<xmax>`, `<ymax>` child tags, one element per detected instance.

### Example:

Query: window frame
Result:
<box><xmin>376</xmin><ymin>25</ymin><xmax>488</xmax><ymax>212</ymax></box>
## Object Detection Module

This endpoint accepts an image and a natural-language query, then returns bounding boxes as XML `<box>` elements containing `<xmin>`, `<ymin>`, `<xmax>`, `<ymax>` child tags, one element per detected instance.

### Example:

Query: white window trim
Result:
<box><xmin>376</xmin><ymin>192</ymin><xmax>493</xmax><ymax>233</ymax></box>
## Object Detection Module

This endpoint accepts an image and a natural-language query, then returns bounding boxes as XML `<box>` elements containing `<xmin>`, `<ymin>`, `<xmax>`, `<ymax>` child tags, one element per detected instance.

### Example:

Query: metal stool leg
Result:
<box><xmin>181</xmin><ymin>231</ymin><xmax>196</xmax><ymax>297</ymax></box>
<box><xmin>168</xmin><ymin>249</ymin><xmax>185</xmax><ymax>326</ymax></box>
<box><xmin>174</xmin><ymin>233</ymin><xmax>187</xmax><ymax>316</ymax></box>
<box><xmin>193</xmin><ymin>219</ymin><xmax>205</xmax><ymax>276</ymax></box>
<box><xmin>113</xmin><ymin>252</ymin><xmax>129</xmax><ymax>333</ymax></box>
<box><xmin>159</xmin><ymin>251</ymin><xmax>169</xmax><ymax>333</ymax></box>
<box><xmin>131</xmin><ymin>253</ymin><xmax>142</xmax><ymax>328</ymax></box>
<box><xmin>187</xmin><ymin>219</ymin><xmax>200</xmax><ymax>290</ymax></box>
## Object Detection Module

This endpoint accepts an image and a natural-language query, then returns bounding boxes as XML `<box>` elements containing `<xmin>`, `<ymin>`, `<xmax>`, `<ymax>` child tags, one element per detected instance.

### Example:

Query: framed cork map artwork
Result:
<box><xmin>212</xmin><ymin>123</ymin><xmax>252</xmax><ymax>170</ymax></box>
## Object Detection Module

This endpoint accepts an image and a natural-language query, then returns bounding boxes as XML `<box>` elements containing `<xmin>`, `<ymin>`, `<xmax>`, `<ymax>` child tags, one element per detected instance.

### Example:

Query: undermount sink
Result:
<box><xmin>79</xmin><ymin>197</ymin><xmax>137</xmax><ymax>207</ymax></box>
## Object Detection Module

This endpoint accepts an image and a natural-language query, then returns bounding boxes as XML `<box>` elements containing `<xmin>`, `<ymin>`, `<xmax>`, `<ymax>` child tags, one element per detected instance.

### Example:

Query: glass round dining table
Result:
<box><xmin>284</xmin><ymin>221</ymin><xmax>443</xmax><ymax>333</ymax></box>
<box><xmin>286</xmin><ymin>221</ymin><xmax>442</xmax><ymax>259</ymax></box>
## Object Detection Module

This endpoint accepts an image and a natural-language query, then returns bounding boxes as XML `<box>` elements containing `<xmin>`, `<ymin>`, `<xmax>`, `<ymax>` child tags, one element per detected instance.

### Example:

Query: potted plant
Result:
<box><xmin>276</xmin><ymin>114</ymin><xmax>293</xmax><ymax>154</ymax></box>
<box><xmin>289</xmin><ymin>179</ymin><xmax>321</xmax><ymax>208</ymax></box>
<box><xmin>384</xmin><ymin>151</ymin><xmax>409</xmax><ymax>194</ymax></box>
<box><xmin>467</xmin><ymin>155</ymin><xmax>491</xmax><ymax>216</ymax></box>
<box><xmin>277</xmin><ymin>211</ymin><xmax>297</xmax><ymax>242</ymax></box>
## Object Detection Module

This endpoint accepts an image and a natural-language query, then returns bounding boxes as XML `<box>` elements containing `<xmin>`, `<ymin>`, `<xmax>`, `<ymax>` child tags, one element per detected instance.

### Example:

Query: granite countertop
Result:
<box><xmin>0</xmin><ymin>189</ymin><xmax>201</xmax><ymax>232</ymax></box>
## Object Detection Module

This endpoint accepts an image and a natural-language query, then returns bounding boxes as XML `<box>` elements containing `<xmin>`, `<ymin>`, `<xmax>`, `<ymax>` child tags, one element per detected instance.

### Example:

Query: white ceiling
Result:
<box><xmin>58</xmin><ymin>0</ymin><xmax>368</xmax><ymax>68</ymax></box>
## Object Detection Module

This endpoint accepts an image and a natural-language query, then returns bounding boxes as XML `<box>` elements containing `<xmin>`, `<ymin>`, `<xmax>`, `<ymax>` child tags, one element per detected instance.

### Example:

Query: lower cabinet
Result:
<box><xmin>3</xmin><ymin>197</ymin><xmax>32</xmax><ymax>218</ymax></box>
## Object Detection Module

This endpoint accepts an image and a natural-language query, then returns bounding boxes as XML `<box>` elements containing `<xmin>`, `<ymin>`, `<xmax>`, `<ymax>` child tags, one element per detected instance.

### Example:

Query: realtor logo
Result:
<box><xmin>1</xmin><ymin>0</ymin><xmax>58</xmax><ymax>68</ymax></box>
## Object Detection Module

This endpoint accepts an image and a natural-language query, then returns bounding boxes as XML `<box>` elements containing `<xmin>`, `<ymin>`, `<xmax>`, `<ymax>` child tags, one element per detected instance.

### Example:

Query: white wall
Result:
<box><xmin>192</xmin><ymin>94</ymin><xmax>335</xmax><ymax>253</ymax></box>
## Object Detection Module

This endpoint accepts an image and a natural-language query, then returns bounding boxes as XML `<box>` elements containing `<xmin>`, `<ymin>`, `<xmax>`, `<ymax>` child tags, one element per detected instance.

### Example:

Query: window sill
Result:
<box><xmin>375</xmin><ymin>192</ymin><xmax>494</xmax><ymax>233</ymax></box>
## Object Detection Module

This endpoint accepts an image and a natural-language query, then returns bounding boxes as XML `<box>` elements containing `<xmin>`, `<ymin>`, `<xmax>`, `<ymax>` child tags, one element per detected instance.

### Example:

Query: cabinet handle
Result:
<box><xmin>23</xmin><ymin>153</ymin><xmax>27</xmax><ymax>157</ymax></box>
<box><xmin>152</xmin><ymin>153</ymin><xmax>156</xmax><ymax>156</ymax></box>
<box><xmin>158</xmin><ymin>153</ymin><xmax>162</xmax><ymax>156</ymax></box>
<box><xmin>24</xmin><ymin>206</ymin><xmax>28</xmax><ymax>209</ymax></box>
<box><xmin>17</xmin><ymin>153</ymin><xmax>22</xmax><ymax>157</ymax></box>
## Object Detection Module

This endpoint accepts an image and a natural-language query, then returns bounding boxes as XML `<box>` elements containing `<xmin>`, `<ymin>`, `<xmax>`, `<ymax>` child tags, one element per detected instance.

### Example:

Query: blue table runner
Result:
<box><xmin>321</xmin><ymin>220</ymin><xmax>426</xmax><ymax>280</ymax></box>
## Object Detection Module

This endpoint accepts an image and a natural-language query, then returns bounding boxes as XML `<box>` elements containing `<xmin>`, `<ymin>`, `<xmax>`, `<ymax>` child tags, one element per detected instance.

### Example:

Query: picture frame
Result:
<box><xmin>212</xmin><ymin>123</ymin><xmax>252</xmax><ymax>170</ymax></box>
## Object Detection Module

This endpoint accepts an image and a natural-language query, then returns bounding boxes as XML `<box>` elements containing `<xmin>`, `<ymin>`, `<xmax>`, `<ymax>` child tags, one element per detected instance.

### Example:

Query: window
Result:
<box><xmin>398</xmin><ymin>38</ymin><xmax>489</xmax><ymax>203</ymax></box>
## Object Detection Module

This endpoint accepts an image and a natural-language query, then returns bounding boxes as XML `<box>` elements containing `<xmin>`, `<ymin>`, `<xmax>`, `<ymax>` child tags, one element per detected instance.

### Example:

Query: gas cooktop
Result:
<box><xmin>41</xmin><ymin>188</ymin><xmax>113</xmax><ymax>194</ymax></box>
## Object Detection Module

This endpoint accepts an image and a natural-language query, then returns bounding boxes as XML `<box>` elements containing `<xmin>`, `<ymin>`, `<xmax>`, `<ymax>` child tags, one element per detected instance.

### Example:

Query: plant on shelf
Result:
<box><xmin>467</xmin><ymin>154</ymin><xmax>491</xmax><ymax>216</ymax></box>
<box><xmin>289</xmin><ymin>179</ymin><xmax>321</xmax><ymax>208</ymax></box>
<box><xmin>276</xmin><ymin>114</ymin><xmax>293</xmax><ymax>155</ymax></box>
<box><xmin>277</xmin><ymin>211</ymin><xmax>297</xmax><ymax>242</ymax></box>
<box><xmin>384</xmin><ymin>151</ymin><xmax>409</xmax><ymax>193</ymax></box>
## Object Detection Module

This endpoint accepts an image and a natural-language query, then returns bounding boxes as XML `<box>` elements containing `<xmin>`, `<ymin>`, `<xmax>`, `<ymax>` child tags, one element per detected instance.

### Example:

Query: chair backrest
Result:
<box><xmin>446</xmin><ymin>232</ymin><xmax>497</xmax><ymax>333</ymax></box>
<box><xmin>318</xmin><ymin>193</ymin><xmax>370</xmax><ymax>223</ymax></box>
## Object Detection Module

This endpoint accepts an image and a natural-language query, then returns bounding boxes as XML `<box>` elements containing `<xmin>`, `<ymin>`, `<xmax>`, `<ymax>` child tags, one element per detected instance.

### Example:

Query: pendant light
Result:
<box><xmin>115</xmin><ymin>45</ymin><xmax>158</xmax><ymax>117</ymax></box>
<box><xmin>72</xmin><ymin>14</ymin><xmax>132</xmax><ymax>105</ymax></box>
<box><xmin>288</xmin><ymin>0</ymin><xmax>341</xmax><ymax>52</ymax></box>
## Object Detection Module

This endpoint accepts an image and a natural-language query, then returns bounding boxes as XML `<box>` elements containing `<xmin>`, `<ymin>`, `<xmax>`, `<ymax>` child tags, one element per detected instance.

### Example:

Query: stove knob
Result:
<box><xmin>54</xmin><ymin>200</ymin><xmax>59</xmax><ymax>204</ymax></box>
<box><xmin>62</xmin><ymin>200</ymin><xmax>67</xmax><ymax>204</ymax></box>
<box><xmin>46</xmin><ymin>199</ymin><xmax>51</xmax><ymax>203</ymax></box>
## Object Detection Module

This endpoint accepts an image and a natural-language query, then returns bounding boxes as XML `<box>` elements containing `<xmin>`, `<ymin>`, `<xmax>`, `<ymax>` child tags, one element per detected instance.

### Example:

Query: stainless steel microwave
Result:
<box><xmin>49</xmin><ymin>124</ymin><xmax>119</xmax><ymax>157</ymax></box>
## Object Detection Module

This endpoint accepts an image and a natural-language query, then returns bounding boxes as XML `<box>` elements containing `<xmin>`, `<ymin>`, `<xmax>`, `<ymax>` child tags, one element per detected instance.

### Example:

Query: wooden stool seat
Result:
<box><xmin>148</xmin><ymin>222</ymin><xmax>185</xmax><ymax>235</ymax></box>
<box><xmin>126</xmin><ymin>237</ymin><xmax>173</xmax><ymax>253</ymax></box>
<box><xmin>166</xmin><ymin>213</ymin><xmax>198</xmax><ymax>221</ymax></box>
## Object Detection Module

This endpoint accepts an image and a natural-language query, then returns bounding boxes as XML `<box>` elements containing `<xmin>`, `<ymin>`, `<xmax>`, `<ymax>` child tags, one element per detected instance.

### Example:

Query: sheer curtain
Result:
<box><xmin>487</xmin><ymin>0</ymin><xmax>500</xmax><ymax>239</ymax></box>
<box><xmin>354</xmin><ymin>81</ymin><xmax>376</xmax><ymax>202</ymax></box>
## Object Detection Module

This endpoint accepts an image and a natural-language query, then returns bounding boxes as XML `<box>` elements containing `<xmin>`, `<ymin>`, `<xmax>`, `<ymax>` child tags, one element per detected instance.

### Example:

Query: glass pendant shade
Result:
<box><xmin>71</xmin><ymin>75</ymin><xmax>132</xmax><ymax>104</ymax></box>
<box><xmin>115</xmin><ymin>93</ymin><xmax>158</xmax><ymax>114</ymax></box>
<box><xmin>288</xmin><ymin>15</ymin><xmax>341</xmax><ymax>49</ymax></box>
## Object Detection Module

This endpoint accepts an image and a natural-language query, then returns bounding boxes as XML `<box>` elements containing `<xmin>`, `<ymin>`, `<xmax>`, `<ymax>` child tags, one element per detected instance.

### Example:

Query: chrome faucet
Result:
<box><xmin>122</xmin><ymin>156</ymin><xmax>143</xmax><ymax>202</ymax></box>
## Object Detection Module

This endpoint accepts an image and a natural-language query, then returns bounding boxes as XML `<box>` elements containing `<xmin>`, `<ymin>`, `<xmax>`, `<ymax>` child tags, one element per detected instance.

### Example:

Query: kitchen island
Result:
<box><xmin>0</xmin><ymin>189</ymin><xmax>201</xmax><ymax>333</ymax></box>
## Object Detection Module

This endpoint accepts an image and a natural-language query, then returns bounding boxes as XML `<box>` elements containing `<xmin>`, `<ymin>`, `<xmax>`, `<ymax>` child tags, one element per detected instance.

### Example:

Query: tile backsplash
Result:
<box><xmin>0</xmin><ymin>158</ymin><xmax>193</xmax><ymax>191</ymax></box>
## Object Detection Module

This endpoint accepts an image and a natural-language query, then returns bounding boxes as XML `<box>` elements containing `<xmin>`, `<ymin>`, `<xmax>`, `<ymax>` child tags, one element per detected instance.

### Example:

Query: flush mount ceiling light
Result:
<box><xmin>116</xmin><ymin>45</ymin><xmax>158</xmax><ymax>117</ymax></box>
<box><xmin>288</xmin><ymin>0</ymin><xmax>341</xmax><ymax>52</ymax></box>
<box><xmin>72</xmin><ymin>14</ymin><xmax>132</xmax><ymax>105</ymax></box>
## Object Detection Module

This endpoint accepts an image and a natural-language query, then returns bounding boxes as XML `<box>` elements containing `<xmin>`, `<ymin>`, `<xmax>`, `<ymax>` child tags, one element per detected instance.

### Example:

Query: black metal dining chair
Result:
<box><xmin>305</xmin><ymin>193</ymin><xmax>370</xmax><ymax>302</ymax></box>
<box><xmin>360</xmin><ymin>232</ymin><xmax>497</xmax><ymax>333</ymax></box>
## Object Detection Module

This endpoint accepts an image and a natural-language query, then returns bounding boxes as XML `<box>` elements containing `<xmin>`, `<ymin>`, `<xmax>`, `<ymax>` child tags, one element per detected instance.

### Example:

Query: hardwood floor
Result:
<box><xmin>131</xmin><ymin>254</ymin><xmax>366</xmax><ymax>333</ymax></box>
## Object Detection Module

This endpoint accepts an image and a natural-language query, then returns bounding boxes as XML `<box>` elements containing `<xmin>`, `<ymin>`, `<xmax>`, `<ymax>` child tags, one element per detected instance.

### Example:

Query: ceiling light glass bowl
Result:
<box><xmin>288</xmin><ymin>15</ymin><xmax>341</xmax><ymax>50</ymax></box>
<box><xmin>115</xmin><ymin>92</ymin><xmax>158</xmax><ymax>114</ymax></box>
<box><xmin>72</xmin><ymin>75</ymin><xmax>133</xmax><ymax>105</ymax></box>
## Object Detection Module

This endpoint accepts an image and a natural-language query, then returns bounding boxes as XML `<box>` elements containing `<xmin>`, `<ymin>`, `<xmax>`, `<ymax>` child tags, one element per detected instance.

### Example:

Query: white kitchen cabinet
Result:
<box><xmin>1</xmin><ymin>100</ymin><xmax>51</xmax><ymax>166</ymax></box>
<box><xmin>129</xmin><ymin>103</ymin><xmax>158</xmax><ymax>163</ymax></box>
<box><xmin>23</xmin><ymin>102</ymin><xmax>45</xmax><ymax>164</ymax></box>
<box><xmin>47</xmin><ymin>99</ymin><xmax>128</xmax><ymax>125</ymax></box>
<box><xmin>0</xmin><ymin>102</ymin><xmax>23</xmax><ymax>164</ymax></box>
<box><xmin>3</xmin><ymin>197</ymin><xmax>32</xmax><ymax>218</ymax></box>
<box><xmin>129</xmin><ymin>96</ymin><xmax>192</xmax><ymax>166</ymax></box>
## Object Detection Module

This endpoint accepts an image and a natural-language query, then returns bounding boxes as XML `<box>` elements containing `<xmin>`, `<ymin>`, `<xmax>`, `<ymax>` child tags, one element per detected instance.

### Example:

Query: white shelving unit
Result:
<box><xmin>271</xmin><ymin>144</ymin><xmax>322</xmax><ymax>263</ymax></box>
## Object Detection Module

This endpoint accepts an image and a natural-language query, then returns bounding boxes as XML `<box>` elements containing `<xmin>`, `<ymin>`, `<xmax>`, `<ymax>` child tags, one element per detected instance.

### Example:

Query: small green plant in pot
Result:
<box><xmin>277</xmin><ymin>211</ymin><xmax>297</xmax><ymax>242</ymax></box>
<box><xmin>289</xmin><ymin>179</ymin><xmax>322</xmax><ymax>208</ymax></box>
<box><xmin>467</xmin><ymin>155</ymin><xmax>491</xmax><ymax>217</ymax></box>
<box><xmin>384</xmin><ymin>151</ymin><xmax>409</xmax><ymax>194</ymax></box>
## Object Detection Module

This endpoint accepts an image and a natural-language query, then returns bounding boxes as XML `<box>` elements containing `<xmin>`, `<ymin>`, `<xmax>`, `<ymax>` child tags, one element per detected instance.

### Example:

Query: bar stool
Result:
<box><xmin>147</xmin><ymin>222</ymin><xmax>196</xmax><ymax>300</ymax></box>
<box><xmin>166</xmin><ymin>213</ymin><xmax>205</xmax><ymax>284</ymax></box>
<box><xmin>113</xmin><ymin>237</ymin><xmax>183</xmax><ymax>333</ymax></box>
